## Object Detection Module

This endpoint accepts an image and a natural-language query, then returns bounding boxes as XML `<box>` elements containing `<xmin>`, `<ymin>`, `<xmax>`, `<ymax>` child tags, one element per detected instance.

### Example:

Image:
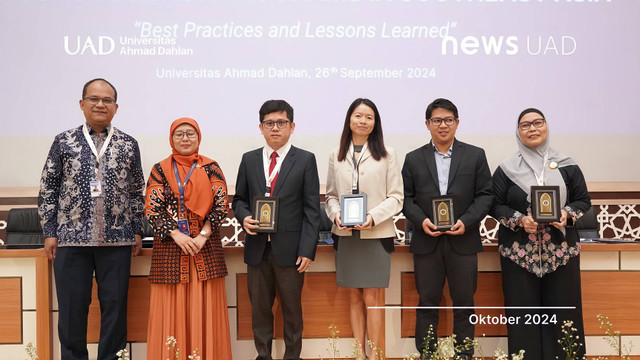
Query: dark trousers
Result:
<box><xmin>247</xmin><ymin>243</ymin><xmax>305</xmax><ymax>360</ymax></box>
<box><xmin>413</xmin><ymin>238</ymin><xmax>478</xmax><ymax>358</ymax></box>
<box><xmin>500</xmin><ymin>255</ymin><xmax>585</xmax><ymax>359</ymax></box>
<box><xmin>54</xmin><ymin>246</ymin><xmax>131</xmax><ymax>360</ymax></box>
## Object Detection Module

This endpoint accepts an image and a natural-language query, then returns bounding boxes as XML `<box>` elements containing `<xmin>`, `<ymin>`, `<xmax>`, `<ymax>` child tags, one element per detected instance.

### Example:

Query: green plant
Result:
<box><xmin>326</xmin><ymin>323</ymin><xmax>341</xmax><ymax>358</ymax></box>
<box><xmin>587</xmin><ymin>314</ymin><xmax>634</xmax><ymax>360</ymax></box>
<box><xmin>557</xmin><ymin>320</ymin><xmax>584</xmax><ymax>360</ymax></box>
<box><xmin>116</xmin><ymin>348</ymin><xmax>129</xmax><ymax>360</ymax></box>
<box><xmin>367</xmin><ymin>338</ymin><xmax>385</xmax><ymax>360</ymax></box>
<box><xmin>25</xmin><ymin>342</ymin><xmax>38</xmax><ymax>360</ymax></box>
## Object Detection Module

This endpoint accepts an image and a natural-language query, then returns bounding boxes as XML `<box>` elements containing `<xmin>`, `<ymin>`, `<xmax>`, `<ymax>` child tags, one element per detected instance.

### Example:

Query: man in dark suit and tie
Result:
<box><xmin>232</xmin><ymin>100</ymin><xmax>321</xmax><ymax>360</ymax></box>
<box><xmin>402</xmin><ymin>98</ymin><xmax>492</xmax><ymax>360</ymax></box>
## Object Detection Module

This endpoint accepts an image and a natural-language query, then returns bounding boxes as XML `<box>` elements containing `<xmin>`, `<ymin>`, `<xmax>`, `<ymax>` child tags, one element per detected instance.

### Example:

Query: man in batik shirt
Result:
<box><xmin>38</xmin><ymin>78</ymin><xmax>145</xmax><ymax>360</ymax></box>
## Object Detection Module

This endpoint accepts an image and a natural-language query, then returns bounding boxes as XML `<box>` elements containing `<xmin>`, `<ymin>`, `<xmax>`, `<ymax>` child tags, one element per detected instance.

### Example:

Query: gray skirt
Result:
<box><xmin>335</xmin><ymin>231</ymin><xmax>391</xmax><ymax>288</ymax></box>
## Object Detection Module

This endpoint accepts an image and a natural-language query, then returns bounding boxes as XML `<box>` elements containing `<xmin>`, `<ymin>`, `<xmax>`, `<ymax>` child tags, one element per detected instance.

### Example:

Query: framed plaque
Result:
<box><xmin>432</xmin><ymin>196</ymin><xmax>455</xmax><ymax>230</ymax></box>
<box><xmin>252</xmin><ymin>196</ymin><xmax>279</xmax><ymax>233</ymax></box>
<box><xmin>340</xmin><ymin>193</ymin><xmax>367</xmax><ymax>227</ymax></box>
<box><xmin>531</xmin><ymin>185</ymin><xmax>561</xmax><ymax>222</ymax></box>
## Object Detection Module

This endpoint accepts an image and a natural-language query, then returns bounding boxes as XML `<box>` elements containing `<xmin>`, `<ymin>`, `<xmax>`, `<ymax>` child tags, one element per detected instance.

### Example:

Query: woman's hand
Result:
<box><xmin>334</xmin><ymin>212</ymin><xmax>350</xmax><ymax>231</ymax></box>
<box><xmin>171</xmin><ymin>229</ymin><xmax>198</xmax><ymax>256</ymax></box>
<box><xmin>520</xmin><ymin>215</ymin><xmax>539</xmax><ymax>234</ymax></box>
<box><xmin>354</xmin><ymin>214</ymin><xmax>374</xmax><ymax>231</ymax></box>
<box><xmin>551</xmin><ymin>209</ymin><xmax>568</xmax><ymax>229</ymax></box>
<box><xmin>192</xmin><ymin>234</ymin><xmax>207</xmax><ymax>253</ymax></box>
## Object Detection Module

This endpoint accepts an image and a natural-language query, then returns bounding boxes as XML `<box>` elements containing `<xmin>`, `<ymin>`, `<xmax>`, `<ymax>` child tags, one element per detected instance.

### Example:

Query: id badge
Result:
<box><xmin>90</xmin><ymin>180</ymin><xmax>102</xmax><ymax>197</ymax></box>
<box><xmin>177</xmin><ymin>219</ymin><xmax>190</xmax><ymax>235</ymax></box>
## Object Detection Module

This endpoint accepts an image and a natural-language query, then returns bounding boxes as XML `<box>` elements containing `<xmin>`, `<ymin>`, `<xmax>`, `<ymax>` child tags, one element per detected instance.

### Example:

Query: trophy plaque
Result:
<box><xmin>340</xmin><ymin>193</ymin><xmax>367</xmax><ymax>227</ymax></box>
<box><xmin>252</xmin><ymin>196</ymin><xmax>279</xmax><ymax>233</ymax></box>
<box><xmin>531</xmin><ymin>185</ymin><xmax>561</xmax><ymax>222</ymax></box>
<box><xmin>432</xmin><ymin>196</ymin><xmax>455</xmax><ymax>230</ymax></box>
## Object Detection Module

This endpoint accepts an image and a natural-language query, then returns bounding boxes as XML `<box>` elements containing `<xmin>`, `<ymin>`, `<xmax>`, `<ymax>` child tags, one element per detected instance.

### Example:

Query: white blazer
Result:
<box><xmin>325</xmin><ymin>144</ymin><xmax>404</xmax><ymax>239</ymax></box>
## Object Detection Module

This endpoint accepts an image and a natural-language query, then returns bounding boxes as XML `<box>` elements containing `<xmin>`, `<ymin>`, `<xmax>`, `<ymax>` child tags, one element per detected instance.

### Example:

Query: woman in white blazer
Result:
<box><xmin>325</xmin><ymin>98</ymin><xmax>403</xmax><ymax>360</ymax></box>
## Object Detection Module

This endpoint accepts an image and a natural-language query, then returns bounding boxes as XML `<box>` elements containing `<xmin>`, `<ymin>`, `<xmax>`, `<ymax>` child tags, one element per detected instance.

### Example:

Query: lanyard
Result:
<box><xmin>173</xmin><ymin>160</ymin><xmax>198</xmax><ymax>215</ymax></box>
<box><xmin>264</xmin><ymin>150</ymin><xmax>284</xmax><ymax>196</ymax></box>
<box><xmin>82</xmin><ymin>124</ymin><xmax>114</xmax><ymax>173</ymax></box>
<box><xmin>350</xmin><ymin>143</ymin><xmax>368</xmax><ymax>194</ymax></box>
<box><xmin>534</xmin><ymin>151</ymin><xmax>548</xmax><ymax>186</ymax></box>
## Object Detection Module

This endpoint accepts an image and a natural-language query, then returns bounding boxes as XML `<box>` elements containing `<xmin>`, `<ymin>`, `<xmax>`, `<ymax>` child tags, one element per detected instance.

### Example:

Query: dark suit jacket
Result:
<box><xmin>402</xmin><ymin>139</ymin><xmax>493</xmax><ymax>255</ymax></box>
<box><xmin>232</xmin><ymin>145</ymin><xmax>321</xmax><ymax>267</ymax></box>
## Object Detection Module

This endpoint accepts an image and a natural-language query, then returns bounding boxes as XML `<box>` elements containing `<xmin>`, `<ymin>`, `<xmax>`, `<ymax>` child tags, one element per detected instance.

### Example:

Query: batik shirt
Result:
<box><xmin>38</xmin><ymin>124</ymin><xmax>145</xmax><ymax>246</ymax></box>
<box><xmin>145</xmin><ymin>162</ymin><xmax>229</xmax><ymax>284</ymax></box>
<box><xmin>490</xmin><ymin>165</ymin><xmax>591</xmax><ymax>277</ymax></box>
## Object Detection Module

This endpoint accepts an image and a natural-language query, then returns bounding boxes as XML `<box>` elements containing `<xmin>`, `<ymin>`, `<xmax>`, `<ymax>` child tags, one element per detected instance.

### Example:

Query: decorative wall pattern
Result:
<box><xmin>216</xmin><ymin>204</ymin><xmax>640</xmax><ymax>246</ymax></box>
<box><xmin>1</xmin><ymin>199</ymin><xmax>639</xmax><ymax>246</ymax></box>
<box><xmin>597</xmin><ymin>204</ymin><xmax>640</xmax><ymax>239</ymax></box>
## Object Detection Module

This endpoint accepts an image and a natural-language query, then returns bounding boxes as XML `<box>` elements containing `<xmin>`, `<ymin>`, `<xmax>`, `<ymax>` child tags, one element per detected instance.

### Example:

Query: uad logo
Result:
<box><xmin>64</xmin><ymin>36</ymin><xmax>115</xmax><ymax>55</ymax></box>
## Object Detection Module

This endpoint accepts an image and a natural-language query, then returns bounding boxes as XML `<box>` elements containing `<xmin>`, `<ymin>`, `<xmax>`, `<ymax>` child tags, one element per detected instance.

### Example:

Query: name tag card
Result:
<box><xmin>90</xmin><ymin>180</ymin><xmax>102</xmax><ymax>198</ymax></box>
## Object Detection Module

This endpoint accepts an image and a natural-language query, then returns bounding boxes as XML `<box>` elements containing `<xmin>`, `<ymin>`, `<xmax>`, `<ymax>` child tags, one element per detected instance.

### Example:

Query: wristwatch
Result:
<box><xmin>200</xmin><ymin>230</ymin><xmax>209</xmax><ymax>237</ymax></box>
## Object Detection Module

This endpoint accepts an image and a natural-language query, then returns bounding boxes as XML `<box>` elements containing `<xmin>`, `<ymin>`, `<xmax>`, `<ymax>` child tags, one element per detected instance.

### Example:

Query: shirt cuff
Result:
<box><xmin>500</xmin><ymin>210</ymin><xmax>524</xmax><ymax>232</ymax></box>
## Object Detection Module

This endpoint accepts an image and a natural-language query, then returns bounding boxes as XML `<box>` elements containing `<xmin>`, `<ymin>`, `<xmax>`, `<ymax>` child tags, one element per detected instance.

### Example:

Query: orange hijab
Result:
<box><xmin>159</xmin><ymin>118</ymin><xmax>214</xmax><ymax>219</ymax></box>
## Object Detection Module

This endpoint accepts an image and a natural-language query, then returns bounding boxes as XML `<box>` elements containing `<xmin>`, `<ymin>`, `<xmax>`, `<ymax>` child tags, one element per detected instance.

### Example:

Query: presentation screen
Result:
<box><xmin>1</xmin><ymin>0</ymin><xmax>638</xmax><ymax>186</ymax></box>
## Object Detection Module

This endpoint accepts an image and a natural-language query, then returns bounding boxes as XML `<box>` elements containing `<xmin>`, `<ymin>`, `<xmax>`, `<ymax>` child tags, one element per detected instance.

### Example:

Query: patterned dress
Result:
<box><xmin>145</xmin><ymin>161</ymin><xmax>232</xmax><ymax>360</ymax></box>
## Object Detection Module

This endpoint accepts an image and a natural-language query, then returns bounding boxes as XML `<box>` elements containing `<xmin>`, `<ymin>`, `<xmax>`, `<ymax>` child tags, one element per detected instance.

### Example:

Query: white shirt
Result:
<box><xmin>262</xmin><ymin>141</ymin><xmax>292</xmax><ymax>186</ymax></box>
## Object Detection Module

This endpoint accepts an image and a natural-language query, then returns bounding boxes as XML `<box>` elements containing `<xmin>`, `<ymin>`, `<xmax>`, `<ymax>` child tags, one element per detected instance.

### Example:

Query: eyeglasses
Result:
<box><xmin>262</xmin><ymin>120</ymin><xmax>291</xmax><ymax>129</ymax></box>
<box><xmin>83</xmin><ymin>96</ymin><xmax>116</xmax><ymax>106</ymax></box>
<box><xmin>518</xmin><ymin>118</ymin><xmax>546</xmax><ymax>131</ymax></box>
<box><xmin>173</xmin><ymin>131</ymin><xmax>198</xmax><ymax>139</ymax></box>
<box><xmin>428</xmin><ymin>117</ymin><xmax>457</xmax><ymax>126</ymax></box>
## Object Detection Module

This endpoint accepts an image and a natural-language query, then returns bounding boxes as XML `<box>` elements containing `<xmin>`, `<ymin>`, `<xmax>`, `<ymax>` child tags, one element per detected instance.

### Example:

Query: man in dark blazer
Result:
<box><xmin>402</xmin><ymin>98</ymin><xmax>492</xmax><ymax>360</ymax></box>
<box><xmin>232</xmin><ymin>100</ymin><xmax>321</xmax><ymax>360</ymax></box>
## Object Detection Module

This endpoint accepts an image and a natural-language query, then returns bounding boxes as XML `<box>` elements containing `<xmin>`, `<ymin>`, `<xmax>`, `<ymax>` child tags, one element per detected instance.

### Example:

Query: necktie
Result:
<box><xmin>269</xmin><ymin>151</ymin><xmax>279</xmax><ymax>196</ymax></box>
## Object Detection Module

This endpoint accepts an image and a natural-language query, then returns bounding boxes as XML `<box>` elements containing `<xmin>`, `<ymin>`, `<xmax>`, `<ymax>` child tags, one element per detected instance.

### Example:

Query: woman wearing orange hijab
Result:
<box><xmin>145</xmin><ymin>118</ymin><xmax>232</xmax><ymax>359</ymax></box>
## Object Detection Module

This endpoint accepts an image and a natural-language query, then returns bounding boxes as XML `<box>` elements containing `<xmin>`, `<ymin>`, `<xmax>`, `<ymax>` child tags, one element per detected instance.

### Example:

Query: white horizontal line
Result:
<box><xmin>368</xmin><ymin>306</ymin><xmax>576</xmax><ymax>310</ymax></box>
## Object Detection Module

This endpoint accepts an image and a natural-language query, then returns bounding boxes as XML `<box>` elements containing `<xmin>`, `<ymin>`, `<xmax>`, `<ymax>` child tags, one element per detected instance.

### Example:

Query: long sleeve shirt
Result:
<box><xmin>490</xmin><ymin>165</ymin><xmax>591</xmax><ymax>277</ymax></box>
<box><xmin>38</xmin><ymin>125</ymin><xmax>145</xmax><ymax>246</ymax></box>
<box><xmin>145</xmin><ymin>161</ymin><xmax>229</xmax><ymax>284</ymax></box>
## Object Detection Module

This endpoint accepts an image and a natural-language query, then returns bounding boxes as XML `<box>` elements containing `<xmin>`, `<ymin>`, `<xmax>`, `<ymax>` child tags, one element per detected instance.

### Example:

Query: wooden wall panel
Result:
<box><xmin>237</xmin><ymin>273</ymin><xmax>352</xmax><ymax>340</ymax></box>
<box><xmin>0</xmin><ymin>277</ymin><xmax>22</xmax><ymax>344</ymax></box>
<box><xmin>401</xmin><ymin>272</ymin><xmax>507</xmax><ymax>338</ymax></box>
<box><xmin>582</xmin><ymin>272</ymin><xmax>640</xmax><ymax>335</ymax></box>
<box><xmin>402</xmin><ymin>271</ymin><xmax>640</xmax><ymax>339</ymax></box>
<box><xmin>87</xmin><ymin>276</ymin><xmax>150</xmax><ymax>343</ymax></box>
<box><xmin>35</xmin><ymin>252</ymin><xmax>52</xmax><ymax>360</ymax></box>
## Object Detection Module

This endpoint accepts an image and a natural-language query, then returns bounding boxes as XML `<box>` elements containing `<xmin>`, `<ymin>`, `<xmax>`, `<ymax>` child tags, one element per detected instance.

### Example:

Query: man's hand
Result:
<box><xmin>296</xmin><ymin>256</ymin><xmax>312</xmax><ymax>273</ymax></box>
<box><xmin>421</xmin><ymin>218</ymin><xmax>442</xmax><ymax>237</ymax></box>
<box><xmin>445</xmin><ymin>220</ymin><xmax>466</xmax><ymax>236</ymax></box>
<box><xmin>131</xmin><ymin>235</ymin><xmax>142</xmax><ymax>256</ymax></box>
<box><xmin>44</xmin><ymin>237</ymin><xmax>58</xmax><ymax>261</ymax></box>
<box><xmin>243</xmin><ymin>216</ymin><xmax>259</xmax><ymax>236</ymax></box>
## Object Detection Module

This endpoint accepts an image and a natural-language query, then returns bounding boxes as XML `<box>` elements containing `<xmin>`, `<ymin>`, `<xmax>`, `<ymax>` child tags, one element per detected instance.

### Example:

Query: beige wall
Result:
<box><xmin>1</xmin><ymin>133</ymin><xmax>638</xmax><ymax>188</ymax></box>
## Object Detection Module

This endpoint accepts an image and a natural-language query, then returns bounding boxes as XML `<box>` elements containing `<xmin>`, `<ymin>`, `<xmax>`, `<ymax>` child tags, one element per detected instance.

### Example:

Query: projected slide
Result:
<box><xmin>2</xmin><ymin>0</ymin><xmax>637</xmax><ymax>137</ymax></box>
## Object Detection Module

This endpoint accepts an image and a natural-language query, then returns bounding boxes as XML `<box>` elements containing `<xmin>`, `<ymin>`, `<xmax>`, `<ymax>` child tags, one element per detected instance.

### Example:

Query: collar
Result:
<box><xmin>86</xmin><ymin>123</ymin><xmax>111</xmax><ymax>135</ymax></box>
<box><xmin>264</xmin><ymin>141</ymin><xmax>292</xmax><ymax>158</ymax></box>
<box><xmin>431</xmin><ymin>140</ymin><xmax>453</xmax><ymax>157</ymax></box>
